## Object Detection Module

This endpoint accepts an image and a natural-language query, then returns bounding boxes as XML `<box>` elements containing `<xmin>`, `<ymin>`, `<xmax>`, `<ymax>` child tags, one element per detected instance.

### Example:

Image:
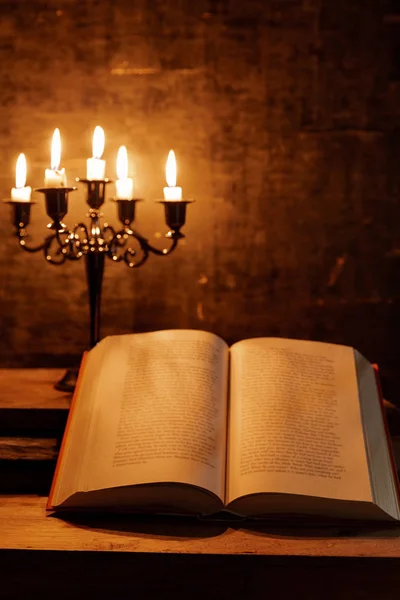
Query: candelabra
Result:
<box><xmin>7</xmin><ymin>179</ymin><xmax>193</xmax><ymax>392</ymax></box>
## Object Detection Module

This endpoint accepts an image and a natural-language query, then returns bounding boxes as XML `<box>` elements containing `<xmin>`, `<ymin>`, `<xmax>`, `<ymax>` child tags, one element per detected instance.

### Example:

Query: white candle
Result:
<box><xmin>44</xmin><ymin>128</ymin><xmax>67</xmax><ymax>187</ymax></box>
<box><xmin>86</xmin><ymin>126</ymin><xmax>106</xmax><ymax>180</ymax></box>
<box><xmin>163</xmin><ymin>150</ymin><xmax>182</xmax><ymax>200</ymax></box>
<box><xmin>116</xmin><ymin>146</ymin><xmax>134</xmax><ymax>199</ymax></box>
<box><xmin>11</xmin><ymin>153</ymin><xmax>32</xmax><ymax>202</ymax></box>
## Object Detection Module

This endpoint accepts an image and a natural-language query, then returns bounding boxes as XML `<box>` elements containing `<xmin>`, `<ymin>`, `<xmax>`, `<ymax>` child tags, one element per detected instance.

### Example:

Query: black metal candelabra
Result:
<box><xmin>7</xmin><ymin>178</ymin><xmax>193</xmax><ymax>392</ymax></box>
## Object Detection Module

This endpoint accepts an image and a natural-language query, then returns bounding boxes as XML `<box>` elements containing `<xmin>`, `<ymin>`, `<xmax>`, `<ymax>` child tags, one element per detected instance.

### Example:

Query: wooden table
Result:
<box><xmin>1</xmin><ymin>369</ymin><xmax>400</xmax><ymax>599</ymax></box>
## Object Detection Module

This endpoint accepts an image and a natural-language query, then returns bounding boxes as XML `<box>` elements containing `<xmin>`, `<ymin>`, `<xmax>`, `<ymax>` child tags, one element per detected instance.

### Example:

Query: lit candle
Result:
<box><xmin>86</xmin><ymin>126</ymin><xmax>106</xmax><ymax>180</ymax></box>
<box><xmin>115</xmin><ymin>146</ymin><xmax>134</xmax><ymax>199</ymax></box>
<box><xmin>44</xmin><ymin>128</ymin><xmax>67</xmax><ymax>187</ymax></box>
<box><xmin>11</xmin><ymin>153</ymin><xmax>32</xmax><ymax>202</ymax></box>
<box><xmin>163</xmin><ymin>150</ymin><xmax>182</xmax><ymax>200</ymax></box>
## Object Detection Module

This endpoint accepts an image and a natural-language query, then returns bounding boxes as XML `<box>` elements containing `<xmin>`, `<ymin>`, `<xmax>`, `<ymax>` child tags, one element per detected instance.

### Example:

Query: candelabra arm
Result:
<box><xmin>102</xmin><ymin>224</ymin><xmax>117</xmax><ymax>244</ymax></box>
<box><xmin>16</xmin><ymin>228</ymin><xmax>54</xmax><ymax>254</ymax></box>
<box><xmin>74</xmin><ymin>222</ymin><xmax>90</xmax><ymax>239</ymax></box>
<box><xmin>107</xmin><ymin>228</ymin><xmax>180</xmax><ymax>269</ymax></box>
<box><xmin>140</xmin><ymin>233</ymin><xmax>179</xmax><ymax>256</ymax></box>
<box><xmin>123</xmin><ymin>244</ymin><xmax>149</xmax><ymax>268</ymax></box>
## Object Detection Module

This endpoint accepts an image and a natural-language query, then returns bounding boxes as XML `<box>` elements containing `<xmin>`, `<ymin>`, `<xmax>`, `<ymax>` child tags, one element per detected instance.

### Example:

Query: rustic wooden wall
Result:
<box><xmin>0</xmin><ymin>0</ymin><xmax>400</xmax><ymax>400</ymax></box>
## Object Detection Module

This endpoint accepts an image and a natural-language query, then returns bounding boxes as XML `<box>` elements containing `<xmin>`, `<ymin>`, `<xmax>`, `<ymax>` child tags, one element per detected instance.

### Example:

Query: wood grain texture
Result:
<box><xmin>0</xmin><ymin>369</ymin><xmax>70</xmax><ymax>408</ymax></box>
<box><xmin>0</xmin><ymin>495</ymin><xmax>400</xmax><ymax>557</ymax></box>
<box><xmin>0</xmin><ymin>437</ymin><xmax>58</xmax><ymax>460</ymax></box>
<box><xmin>0</xmin><ymin>0</ymin><xmax>400</xmax><ymax>409</ymax></box>
<box><xmin>0</xmin><ymin>369</ymin><xmax>70</xmax><ymax>435</ymax></box>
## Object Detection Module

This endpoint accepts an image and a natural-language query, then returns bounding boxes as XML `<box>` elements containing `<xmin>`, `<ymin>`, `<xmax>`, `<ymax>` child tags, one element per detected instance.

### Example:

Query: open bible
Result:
<box><xmin>48</xmin><ymin>330</ymin><xmax>400</xmax><ymax>522</ymax></box>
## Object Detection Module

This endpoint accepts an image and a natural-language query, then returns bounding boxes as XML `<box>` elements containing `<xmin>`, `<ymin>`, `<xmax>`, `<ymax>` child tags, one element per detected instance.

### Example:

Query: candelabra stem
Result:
<box><xmin>85</xmin><ymin>251</ymin><xmax>105</xmax><ymax>348</ymax></box>
<box><xmin>54</xmin><ymin>252</ymin><xmax>104</xmax><ymax>393</ymax></box>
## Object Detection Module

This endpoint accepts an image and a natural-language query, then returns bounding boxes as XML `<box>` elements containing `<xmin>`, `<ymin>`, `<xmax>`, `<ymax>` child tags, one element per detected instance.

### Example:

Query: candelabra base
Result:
<box><xmin>54</xmin><ymin>367</ymin><xmax>79</xmax><ymax>393</ymax></box>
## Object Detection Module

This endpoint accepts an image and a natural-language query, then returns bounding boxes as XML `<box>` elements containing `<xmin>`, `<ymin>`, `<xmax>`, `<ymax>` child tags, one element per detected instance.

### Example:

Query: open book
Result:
<box><xmin>48</xmin><ymin>330</ymin><xmax>400</xmax><ymax>522</ymax></box>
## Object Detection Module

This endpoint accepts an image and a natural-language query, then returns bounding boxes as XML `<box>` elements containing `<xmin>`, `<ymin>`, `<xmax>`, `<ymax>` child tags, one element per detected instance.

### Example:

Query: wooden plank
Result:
<box><xmin>0</xmin><ymin>438</ymin><xmax>58</xmax><ymax>460</ymax></box>
<box><xmin>1</xmin><ymin>495</ymin><xmax>400</xmax><ymax>558</ymax></box>
<box><xmin>0</xmin><ymin>369</ymin><xmax>71</xmax><ymax>408</ymax></box>
<box><xmin>0</xmin><ymin>438</ymin><xmax>59</xmax><ymax>494</ymax></box>
<box><xmin>0</xmin><ymin>369</ymin><xmax>70</xmax><ymax>435</ymax></box>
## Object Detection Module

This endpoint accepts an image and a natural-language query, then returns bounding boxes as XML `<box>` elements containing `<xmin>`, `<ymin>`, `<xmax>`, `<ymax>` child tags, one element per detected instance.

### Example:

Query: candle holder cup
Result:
<box><xmin>36</xmin><ymin>187</ymin><xmax>77</xmax><ymax>231</ymax></box>
<box><xmin>9</xmin><ymin>178</ymin><xmax>194</xmax><ymax>392</ymax></box>
<box><xmin>159</xmin><ymin>200</ymin><xmax>194</xmax><ymax>238</ymax></box>
<box><xmin>6</xmin><ymin>201</ymin><xmax>34</xmax><ymax>231</ymax></box>
<box><xmin>77</xmin><ymin>179</ymin><xmax>111</xmax><ymax>210</ymax></box>
<box><xmin>115</xmin><ymin>198</ymin><xmax>142</xmax><ymax>227</ymax></box>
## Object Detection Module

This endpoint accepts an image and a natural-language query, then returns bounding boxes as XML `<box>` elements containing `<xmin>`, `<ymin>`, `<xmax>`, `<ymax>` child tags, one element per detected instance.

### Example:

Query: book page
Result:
<box><xmin>227</xmin><ymin>338</ymin><xmax>373</xmax><ymax>505</ymax></box>
<box><xmin>71</xmin><ymin>330</ymin><xmax>229</xmax><ymax>503</ymax></box>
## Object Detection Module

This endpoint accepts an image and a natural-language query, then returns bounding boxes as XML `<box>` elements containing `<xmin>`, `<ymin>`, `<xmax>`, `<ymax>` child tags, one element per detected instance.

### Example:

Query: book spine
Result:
<box><xmin>46</xmin><ymin>353</ymin><xmax>89</xmax><ymax>510</ymax></box>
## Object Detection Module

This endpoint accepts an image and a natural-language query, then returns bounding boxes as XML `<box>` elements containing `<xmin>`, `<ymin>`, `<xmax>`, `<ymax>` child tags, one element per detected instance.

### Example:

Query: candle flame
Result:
<box><xmin>51</xmin><ymin>128</ymin><xmax>61</xmax><ymax>170</ymax></box>
<box><xmin>15</xmin><ymin>153</ymin><xmax>27</xmax><ymax>188</ymax></box>
<box><xmin>93</xmin><ymin>126</ymin><xmax>105</xmax><ymax>159</ymax></box>
<box><xmin>166</xmin><ymin>149</ymin><xmax>177</xmax><ymax>187</ymax></box>
<box><xmin>116</xmin><ymin>146</ymin><xmax>128</xmax><ymax>180</ymax></box>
